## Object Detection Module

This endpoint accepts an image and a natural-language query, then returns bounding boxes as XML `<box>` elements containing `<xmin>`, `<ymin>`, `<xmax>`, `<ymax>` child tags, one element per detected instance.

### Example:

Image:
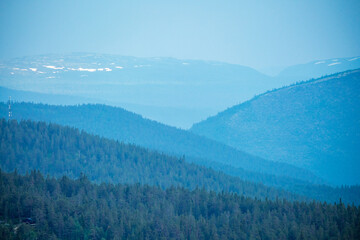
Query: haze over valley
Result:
<box><xmin>1</xmin><ymin>0</ymin><xmax>360</xmax><ymax>239</ymax></box>
<box><xmin>1</xmin><ymin>53</ymin><xmax>359</xmax><ymax>128</ymax></box>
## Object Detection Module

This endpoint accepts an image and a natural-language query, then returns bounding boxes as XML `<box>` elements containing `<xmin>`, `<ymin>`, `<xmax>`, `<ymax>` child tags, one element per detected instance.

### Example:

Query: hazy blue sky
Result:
<box><xmin>1</xmin><ymin>0</ymin><xmax>359</xmax><ymax>70</ymax></box>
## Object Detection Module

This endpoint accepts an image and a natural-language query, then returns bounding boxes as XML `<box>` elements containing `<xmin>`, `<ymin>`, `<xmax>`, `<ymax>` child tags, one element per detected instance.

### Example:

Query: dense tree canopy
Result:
<box><xmin>1</xmin><ymin>104</ymin><xmax>360</xmax><ymax>204</ymax></box>
<box><xmin>0</xmin><ymin>101</ymin><xmax>320</xmax><ymax>184</ymax></box>
<box><xmin>0</xmin><ymin>170</ymin><xmax>359</xmax><ymax>240</ymax></box>
<box><xmin>0</xmin><ymin>119</ymin><xmax>299</xmax><ymax>201</ymax></box>
<box><xmin>191</xmin><ymin>70</ymin><xmax>360</xmax><ymax>185</ymax></box>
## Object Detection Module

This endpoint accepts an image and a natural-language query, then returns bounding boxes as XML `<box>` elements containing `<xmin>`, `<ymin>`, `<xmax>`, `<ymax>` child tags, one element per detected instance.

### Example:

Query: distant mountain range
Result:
<box><xmin>1</xmin><ymin>53</ymin><xmax>359</xmax><ymax>129</ymax></box>
<box><xmin>191</xmin><ymin>69</ymin><xmax>360</xmax><ymax>185</ymax></box>
<box><xmin>276</xmin><ymin>56</ymin><xmax>360</xmax><ymax>86</ymax></box>
<box><xmin>0</xmin><ymin>86</ymin><xmax>98</xmax><ymax>105</ymax></box>
<box><xmin>0</xmin><ymin>53</ymin><xmax>273</xmax><ymax>128</ymax></box>
<box><xmin>1</xmin><ymin>80</ymin><xmax>360</xmax><ymax>203</ymax></box>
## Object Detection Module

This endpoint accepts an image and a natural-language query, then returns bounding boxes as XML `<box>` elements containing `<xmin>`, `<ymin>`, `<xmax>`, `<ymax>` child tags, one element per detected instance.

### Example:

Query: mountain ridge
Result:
<box><xmin>0</xmin><ymin>102</ymin><xmax>320</xmax><ymax>184</ymax></box>
<box><xmin>0</xmin><ymin>53</ymin><xmax>272</xmax><ymax>128</ymax></box>
<box><xmin>194</xmin><ymin>69</ymin><xmax>360</xmax><ymax>123</ymax></box>
<box><xmin>191</xmin><ymin>69</ymin><xmax>360</xmax><ymax>185</ymax></box>
<box><xmin>2</xmin><ymin>53</ymin><xmax>360</xmax><ymax>128</ymax></box>
<box><xmin>275</xmin><ymin>56</ymin><xmax>360</xmax><ymax>86</ymax></box>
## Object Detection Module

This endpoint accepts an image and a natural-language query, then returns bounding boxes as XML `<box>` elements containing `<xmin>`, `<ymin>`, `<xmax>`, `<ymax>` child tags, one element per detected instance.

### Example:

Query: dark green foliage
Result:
<box><xmin>191</xmin><ymin>69</ymin><xmax>360</xmax><ymax>185</ymax></box>
<box><xmin>0</xmin><ymin>101</ymin><xmax>320</xmax><ymax>185</ymax></box>
<box><xmin>1</xmin><ymin>116</ymin><xmax>359</xmax><ymax>205</ymax></box>
<box><xmin>0</xmin><ymin>119</ymin><xmax>300</xmax><ymax>201</ymax></box>
<box><xmin>193</xmin><ymin>157</ymin><xmax>360</xmax><ymax>205</ymax></box>
<box><xmin>1</xmin><ymin>170</ymin><xmax>359</xmax><ymax>240</ymax></box>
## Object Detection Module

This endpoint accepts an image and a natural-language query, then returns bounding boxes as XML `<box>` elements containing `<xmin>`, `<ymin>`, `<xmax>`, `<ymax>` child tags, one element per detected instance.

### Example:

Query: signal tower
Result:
<box><xmin>8</xmin><ymin>96</ymin><xmax>12</xmax><ymax>121</ymax></box>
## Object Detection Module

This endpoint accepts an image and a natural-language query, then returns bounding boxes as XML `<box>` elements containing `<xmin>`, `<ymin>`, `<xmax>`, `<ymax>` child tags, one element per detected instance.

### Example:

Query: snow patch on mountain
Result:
<box><xmin>348</xmin><ymin>57</ymin><xmax>359</xmax><ymax>61</ymax></box>
<box><xmin>44</xmin><ymin>65</ymin><xmax>64</xmax><ymax>70</ymax></box>
<box><xmin>328</xmin><ymin>62</ymin><xmax>341</xmax><ymax>66</ymax></box>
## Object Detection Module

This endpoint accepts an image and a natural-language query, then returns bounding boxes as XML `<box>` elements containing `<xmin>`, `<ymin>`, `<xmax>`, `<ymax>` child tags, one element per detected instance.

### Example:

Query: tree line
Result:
<box><xmin>0</xmin><ymin>170</ymin><xmax>359</xmax><ymax>240</ymax></box>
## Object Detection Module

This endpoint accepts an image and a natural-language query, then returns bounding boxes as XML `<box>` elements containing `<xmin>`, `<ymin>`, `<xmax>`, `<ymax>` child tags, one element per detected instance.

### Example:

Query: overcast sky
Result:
<box><xmin>1</xmin><ymin>0</ymin><xmax>359</xmax><ymax>70</ymax></box>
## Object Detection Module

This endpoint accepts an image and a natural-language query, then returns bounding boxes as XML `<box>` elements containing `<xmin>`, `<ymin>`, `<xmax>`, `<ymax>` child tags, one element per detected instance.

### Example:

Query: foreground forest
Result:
<box><xmin>1</xmin><ymin>170</ymin><xmax>359</xmax><ymax>240</ymax></box>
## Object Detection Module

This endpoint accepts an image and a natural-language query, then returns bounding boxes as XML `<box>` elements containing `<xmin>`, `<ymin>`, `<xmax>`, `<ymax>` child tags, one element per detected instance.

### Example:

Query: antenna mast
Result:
<box><xmin>8</xmin><ymin>96</ymin><xmax>12</xmax><ymax>121</ymax></box>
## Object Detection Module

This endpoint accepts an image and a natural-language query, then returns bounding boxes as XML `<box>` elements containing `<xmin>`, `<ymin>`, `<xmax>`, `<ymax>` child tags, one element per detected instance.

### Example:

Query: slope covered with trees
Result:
<box><xmin>1</xmin><ymin>119</ymin><xmax>359</xmax><ymax>204</ymax></box>
<box><xmin>1</xmin><ymin>170</ymin><xmax>359</xmax><ymax>240</ymax></box>
<box><xmin>0</xmin><ymin>102</ymin><xmax>321</xmax><ymax>185</ymax></box>
<box><xmin>191</xmin><ymin>69</ymin><xmax>360</xmax><ymax>185</ymax></box>
<box><xmin>0</xmin><ymin>119</ymin><xmax>299</xmax><ymax>201</ymax></box>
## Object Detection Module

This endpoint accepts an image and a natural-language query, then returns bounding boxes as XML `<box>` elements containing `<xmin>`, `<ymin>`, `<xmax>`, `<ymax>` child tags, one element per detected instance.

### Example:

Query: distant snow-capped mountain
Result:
<box><xmin>2</xmin><ymin>53</ymin><xmax>360</xmax><ymax>128</ymax></box>
<box><xmin>275</xmin><ymin>56</ymin><xmax>360</xmax><ymax>85</ymax></box>
<box><xmin>0</xmin><ymin>53</ymin><xmax>272</xmax><ymax>128</ymax></box>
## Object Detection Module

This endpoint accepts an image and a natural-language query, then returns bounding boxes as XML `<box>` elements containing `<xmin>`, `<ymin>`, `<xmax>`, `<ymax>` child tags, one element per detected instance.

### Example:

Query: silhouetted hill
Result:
<box><xmin>191</xmin><ymin>69</ymin><xmax>360</xmax><ymax>185</ymax></box>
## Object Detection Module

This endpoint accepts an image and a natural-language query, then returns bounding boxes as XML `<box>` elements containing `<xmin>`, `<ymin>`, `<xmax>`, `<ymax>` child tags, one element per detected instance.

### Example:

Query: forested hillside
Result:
<box><xmin>196</xmin><ymin>159</ymin><xmax>360</xmax><ymax>205</ymax></box>
<box><xmin>1</xmin><ymin>170</ymin><xmax>359</xmax><ymax>240</ymax></box>
<box><xmin>1</xmin><ymin>119</ymin><xmax>359</xmax><ymax>204</ymax></box>
<box><xmin>0</xmin><ymin>102</ymin><xmax>320</xmax><ymax>185</ymax></box>
<box><xmin>0</xmin><ymin>119</ymin><xmax>299</xmax><ymax>201</ymax></box>
<box><xmin>191</xmin><ymin>69</ymin><xmax>360</xmax><ymax>185</ymax></box>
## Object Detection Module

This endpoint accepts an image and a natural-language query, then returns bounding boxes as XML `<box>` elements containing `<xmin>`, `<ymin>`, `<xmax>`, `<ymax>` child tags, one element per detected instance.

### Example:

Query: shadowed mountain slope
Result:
<box><xmin>191</xmin><ymin>69</ymin><xmax>360</xmax><ymax>185</ymax></box>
